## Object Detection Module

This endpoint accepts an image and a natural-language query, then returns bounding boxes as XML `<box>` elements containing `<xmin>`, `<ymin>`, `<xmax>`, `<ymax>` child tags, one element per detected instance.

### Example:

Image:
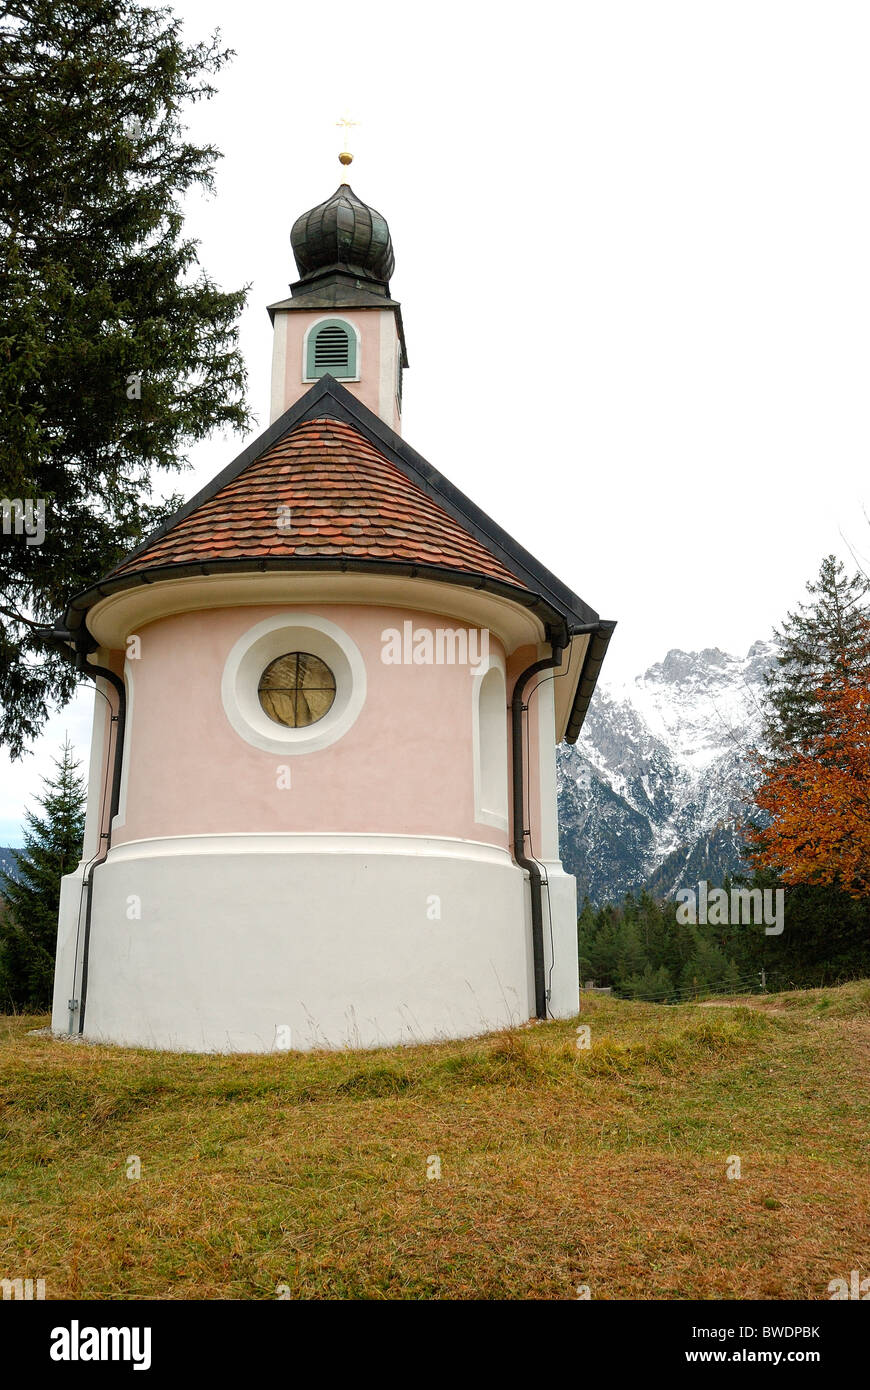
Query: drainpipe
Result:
<box><xmin>511</xmin><ymin>640</ymin><xmax>564</xmax><ymax>1021</ymax></box>
<box><xmin>511</xmin><ymin>623</ymin><xmax>603</xmax><ymax>1020</ymax></box>
<box><xmin>34</xmin><ymin>626</ymin><xmax>126</xmax><ymax>1033</ymax></box>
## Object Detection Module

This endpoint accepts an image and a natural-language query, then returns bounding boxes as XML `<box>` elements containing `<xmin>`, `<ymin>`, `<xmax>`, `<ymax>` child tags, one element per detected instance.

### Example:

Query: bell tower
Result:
<box><xmin>268</xmin><ymin>150</ymin><xmax>408</xmax><ymax>432</ymax></box>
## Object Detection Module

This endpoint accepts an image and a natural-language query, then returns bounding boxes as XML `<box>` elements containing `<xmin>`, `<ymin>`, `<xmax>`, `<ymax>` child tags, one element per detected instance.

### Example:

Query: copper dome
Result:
<box><xmin>291</xmin><ymin>183</ymin><xmax>395</xmax><ymax>288</ymax></box>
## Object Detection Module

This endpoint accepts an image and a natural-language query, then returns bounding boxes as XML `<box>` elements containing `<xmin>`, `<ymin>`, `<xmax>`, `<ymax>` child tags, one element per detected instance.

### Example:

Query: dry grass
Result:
<box><xmin>1</xmin><ymin>981</ymin><xmax>868</xmax><ymax>1300</ymax></box>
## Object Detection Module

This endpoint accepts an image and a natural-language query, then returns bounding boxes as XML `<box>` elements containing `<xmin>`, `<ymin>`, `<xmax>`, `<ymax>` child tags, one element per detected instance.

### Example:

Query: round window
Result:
<box><xmin>257</xmin><ymin>652</ymin><xmax>336</xmax><ymax>728</ymax></box>
<box><xmin>222</xmin><ymin>613</ymin><xmax>366</xmax><ymax>755</ymax></box>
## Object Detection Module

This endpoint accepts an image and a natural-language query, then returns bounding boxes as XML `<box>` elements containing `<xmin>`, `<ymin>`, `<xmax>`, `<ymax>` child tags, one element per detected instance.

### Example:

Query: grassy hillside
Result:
<box><xmin>1</xmin><ymin>982</ymin><xmax>867</xmax><ymax>1300</ymax></box>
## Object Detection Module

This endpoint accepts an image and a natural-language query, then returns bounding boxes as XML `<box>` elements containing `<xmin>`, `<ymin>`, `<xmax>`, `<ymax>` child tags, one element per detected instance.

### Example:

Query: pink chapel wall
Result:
<box><xmin>277</xmin><ymin>308</ymin><xmax>393</xmax><ymax>423</ymax></box>
<box><xmin>99</xmin><ymin>603</ymin><xmax>537</xmax><ymax>848</ymax></box>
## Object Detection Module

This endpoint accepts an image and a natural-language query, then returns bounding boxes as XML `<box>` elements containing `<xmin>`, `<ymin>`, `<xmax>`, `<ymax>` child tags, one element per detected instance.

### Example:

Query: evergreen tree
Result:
<box><xmin>771</xmin><ymin>884</ymin><xmax>870</xmax><ymax>987</ymax></box>
<box><xmin>680</xmin><ymin>937</ymin><xmax>740</xmax><ymax>998</ymax></box>
<box><xmin>577</xmin><ymin>897</ymin><xmax>597</xmax><ymax>982</ymax></box>
<box><xmin>730</xmin><ymin>869</ymin><xmax>870</xmax><ymax>989</ymax></box>
<box><xmin>762</xmin><ymin>555</ymin><xmax>870</xmax><ymax>757</ymax></box>
<box><xmin>578</xmin><ymin>891</ymin><xmax>752</xmax><ymax>1002</ymax></box>
<box><xmin>742</xmin><ymin>554</ymin><xmax>870</xmax><ymax>970</ymax></box>
<box><xmin>582</xmin><ymin>901</ymin><xmax>622</xmax><ymax>985</ymax></box>
<box><xmin>0</xmin><ymin>1</ymin><xmax>252</xmax><ymax>756</ymax></box>
<box><xmin>614</xmin><ymin>916</ymin><xmax>647</xmax><ymax>988</ymax></box>
<box><xmin>0</xmin><ymin>739</ymin><xmax>85</xmax><ymax>1009</ymax></box>
<box><xmin>622</xmin><ymin>964</ymin><xmax>674</xmax><ymax>1003</ymax></box>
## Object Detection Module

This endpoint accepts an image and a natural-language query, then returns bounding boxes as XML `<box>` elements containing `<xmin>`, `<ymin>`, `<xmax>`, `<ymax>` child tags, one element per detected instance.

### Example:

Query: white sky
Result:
<box><xmin>2</xmin><ymin>0</ymin><xmax>868</xmax><ymax>842</ymax></box>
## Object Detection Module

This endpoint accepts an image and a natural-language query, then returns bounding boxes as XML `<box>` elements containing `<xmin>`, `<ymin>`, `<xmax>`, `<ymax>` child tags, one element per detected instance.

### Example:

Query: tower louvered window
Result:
<box><xmin>314</xmin><ymin>326</ymin><xmax>348</xmax><ymax>369</ymax></box>
<box><xmin>306</xmin><ymin>319</ymin><xmax>357</xmax><ymax>379</ymax></box>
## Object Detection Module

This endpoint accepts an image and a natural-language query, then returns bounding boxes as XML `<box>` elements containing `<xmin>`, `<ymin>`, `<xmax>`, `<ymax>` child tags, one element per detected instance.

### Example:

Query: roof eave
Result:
<box><xmin>62</xmin><ymin>556</ymin><xmax>571</xmax><ymax>643</ymax></box>
<box><xmin>563</xmin><ymin>620</ymin><xmax>616</xmax><ymax>743</ymax></box>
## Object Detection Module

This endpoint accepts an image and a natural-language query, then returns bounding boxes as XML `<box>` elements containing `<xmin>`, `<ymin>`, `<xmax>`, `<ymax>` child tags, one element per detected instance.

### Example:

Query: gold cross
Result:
<box><xmin>336</xmin><ymin>115</ymin><xmax>359</xmax><ymax>154</ymax></box>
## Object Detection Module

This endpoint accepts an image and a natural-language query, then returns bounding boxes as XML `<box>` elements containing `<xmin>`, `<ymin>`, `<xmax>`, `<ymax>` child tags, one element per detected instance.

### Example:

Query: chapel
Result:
<box><xmin>46</xmin><ymin>158</ymin><xmax>614</xmax><ymax>1051</ymax></box>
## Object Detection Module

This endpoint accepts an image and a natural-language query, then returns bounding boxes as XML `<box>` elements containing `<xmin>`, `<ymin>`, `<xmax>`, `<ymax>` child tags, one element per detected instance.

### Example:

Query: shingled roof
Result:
<box><xmin>60</xmin><ymin>376</ymin><xmax>614</xmax><ymax>741</ymax></box>
<box><xmin>110</xmin><ymin>416</ymin><xmax>525</xmax><ymax>590</ymax></box>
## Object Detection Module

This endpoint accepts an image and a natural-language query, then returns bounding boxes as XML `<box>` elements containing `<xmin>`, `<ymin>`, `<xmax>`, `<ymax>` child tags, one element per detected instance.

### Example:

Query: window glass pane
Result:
<box><xmin>258</xmin><ymin>652</ymin><xmax>336</xmax><ymax>728</ymax></box>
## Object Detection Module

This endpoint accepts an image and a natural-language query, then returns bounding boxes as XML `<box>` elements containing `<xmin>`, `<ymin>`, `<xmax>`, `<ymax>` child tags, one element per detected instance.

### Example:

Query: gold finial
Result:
<box><xmin>336</xmin><ymin>115</ymin><xmax>359</xmax><ymax>179</ymax></box>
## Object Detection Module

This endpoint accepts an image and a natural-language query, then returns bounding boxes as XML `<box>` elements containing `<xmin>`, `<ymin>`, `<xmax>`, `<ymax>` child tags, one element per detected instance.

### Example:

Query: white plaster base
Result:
<box><xmin>49</xmin><ymin>835</ymin><xmax>568</xmax><ymax>1053</ymax></box>
<box><xmin>538</xmin><ymin>860</ymin><xmax>580</xmax><ymax>1019</ymax></box>
<box><xmin>51</xmin><ymin>862</ymin><xmax>89</xmax><ymax>1034</ymax></box>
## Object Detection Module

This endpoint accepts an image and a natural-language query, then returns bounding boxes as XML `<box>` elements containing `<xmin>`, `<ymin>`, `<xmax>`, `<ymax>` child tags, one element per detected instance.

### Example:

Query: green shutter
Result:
<box><xmin>306</xmin><ymin>319</ymin><xmax>357</xmax><ymax>379</ymax></box>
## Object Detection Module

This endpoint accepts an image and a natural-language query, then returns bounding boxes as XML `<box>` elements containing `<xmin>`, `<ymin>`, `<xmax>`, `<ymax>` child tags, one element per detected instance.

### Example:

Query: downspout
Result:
<box><xmin>511</xmin><ymin>639</ymin><xmax>564</xmax><ymax>1021</ymax></box>
<box><xmin>35</xmin><ymin>626</ymin><xmax>126</xmax><ymax>1034</ymax></box>
<box><xmin>511</xmin><ymin>622</ymin><xmax>604</xmax><ymax>1020</ymax></box>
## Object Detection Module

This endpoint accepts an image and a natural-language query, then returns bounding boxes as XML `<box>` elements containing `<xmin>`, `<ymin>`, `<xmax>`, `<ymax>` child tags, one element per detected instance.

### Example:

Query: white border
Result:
<box><xmin>378</xmin><ymin>308</ymin><xmax>397</xmax><ymax>426</ymax></box>
<box><xmin>106</xmin><ymin>831</ymin><xmax>514</xmax><ymax>863</ymax></box>
<box><xmin>269</xmin><ymin>311</ymin><xmax>289</xmax><ymax>423</ymax></box>
<box><xmin>113</xmin><ymin>657</ymin><xmax>134</xmax><ymax>831</ymax></box>
<box><xmin>535</xmin><ymin>661</ymin><xmax>560</xmax><ymax>859</ymax></box>
<box><xmin>471</xmin><ymin>648</ymin><xmax>509</xmax><ymax>832</ymax></box>
<box><xmin>221</xmin><ymin>613</ymin><xmax>367</xmax><ymax>755</ymax></box>
<box><xmin>81</xmin><ymin>675</ymin><xmax>111</xmax><ymax>861</ymax></box>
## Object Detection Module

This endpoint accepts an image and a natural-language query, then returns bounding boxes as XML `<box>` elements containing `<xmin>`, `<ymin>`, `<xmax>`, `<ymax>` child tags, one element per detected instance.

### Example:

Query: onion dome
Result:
<box><xmin>291</xmin><ymin>183</ymin><xmax>395</xmax><ymax>288</ymax></box>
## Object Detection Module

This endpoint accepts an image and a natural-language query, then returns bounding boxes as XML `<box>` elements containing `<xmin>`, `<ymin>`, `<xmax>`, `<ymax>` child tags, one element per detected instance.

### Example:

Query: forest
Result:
<box><xmin>579</xmin><ymin>555</ymin><xmax>870</xmax><ymax>1002</ymax></box>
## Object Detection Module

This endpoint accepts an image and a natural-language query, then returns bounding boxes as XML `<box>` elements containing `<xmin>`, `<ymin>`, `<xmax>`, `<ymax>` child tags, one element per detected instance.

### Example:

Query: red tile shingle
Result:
<box><xmin>111</xmin><ymin>417</ymin><xmax>527</xmax><ymax>592</ymax></box>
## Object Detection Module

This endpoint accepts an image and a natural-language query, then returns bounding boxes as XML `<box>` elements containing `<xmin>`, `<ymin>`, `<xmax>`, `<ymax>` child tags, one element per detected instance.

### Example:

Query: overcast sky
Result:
<box><xmin>2</xmin><ymin>0</ymin><xmax>868</xmax><ymax>843</ymax></box>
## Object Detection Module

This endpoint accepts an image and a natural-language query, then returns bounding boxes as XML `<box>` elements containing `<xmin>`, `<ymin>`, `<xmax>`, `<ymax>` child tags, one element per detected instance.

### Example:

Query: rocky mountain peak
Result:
<box><xmin>557</xmin><ymin>641</ymin><xmax>775</xmax><ymax>904</ymax></box>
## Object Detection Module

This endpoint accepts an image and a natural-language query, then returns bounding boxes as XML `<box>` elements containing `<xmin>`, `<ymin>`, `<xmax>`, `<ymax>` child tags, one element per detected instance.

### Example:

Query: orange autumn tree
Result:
<box><xmin>748</xmin><ymin>661</ymin><xmax>870</xmax><ymax>897</ymax></box>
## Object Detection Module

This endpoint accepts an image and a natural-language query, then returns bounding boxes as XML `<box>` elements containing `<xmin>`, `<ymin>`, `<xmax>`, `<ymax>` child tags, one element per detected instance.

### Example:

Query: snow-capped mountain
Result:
<box><xmin>557</xmin><ymin>641</ymin><xmax>775</xmax><ymax>904</ymax></box>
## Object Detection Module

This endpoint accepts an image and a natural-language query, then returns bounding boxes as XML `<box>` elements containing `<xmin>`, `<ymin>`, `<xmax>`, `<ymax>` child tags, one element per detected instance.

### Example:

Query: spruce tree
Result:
<box><xmin>747</xmin><ymin>554</ymin><xmax>870</xmax><ymax>920</ymax></box>
<box><xmin>680</xmin><ymin>937</ymin><xmax>740</xmax><ymax>998</ymax></box>
<box><xmin>577</xmin><ymin>897</ymin><xmax>597</xmax><ymax>983</ymax></box>
<box><xmin>622</xmin><ymin>964</ymin><xmax>674</xmax><ymax>1003</ymax></box>
<box><xmin>0</xmin><ymin>739</ymin><xmax>85</xmax><ymax>1009</ymax></box>
<box><xmin>614</xmin><ymin>917</ymin><xmax>648</xmax><ymax>989</ymax></box>
<box><xmin>0</xmin><ymin>1</ymin><xmax>252</xmax><ymax>756</ymax></box>
<box><xmin>582</xmin><ymin>902</ymin><xmax>622</xmax><ymax>986</ymax></box>
<box><xmin>762</xmin><ymin>555</ymin><xmax>870</xmax><ymax>756</ymax></box>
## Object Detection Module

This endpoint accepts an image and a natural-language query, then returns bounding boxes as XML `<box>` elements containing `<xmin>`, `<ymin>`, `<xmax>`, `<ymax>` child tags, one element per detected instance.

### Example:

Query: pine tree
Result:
<box><xmin>762</xmin><ymin>555</ymin><xmax>870</xmax><ymax>756</ymax></box>
<box><xmin>577</xmin><ymin>897</ymin><xmax>597</xmax><ymax>983</ymax></box>
<box><xmin>0</xmin><ymin>1</ymin><xmax>252</xmax><ymax>756</ymax></box>
<box><xmin>614</xmin><ymin>917</ymin><xmax>648</xmax><ymax>989</ymax></box>
<box><xmin>622</xmin><ymin>964</ymin><xmax>674</xmax><ymax>1003</ymax></box>
<box><xmin>582</xmin><ymin>902</ymin><xmax>622</xmax><ymax>987</ymax></box>
<box><xmin>748</xmin><ymin>555</ymin><xmax>870</xmax><ymax>899</ymax></box>
<box><xmin>680</xmin><ymin>937</ymin><xmax>739</xmax><ymax>998</ymax></box>
<box><xmin>0</xmin><ymin>739</ymin><xmax>85</xmax><ymax>1009</ymax></box>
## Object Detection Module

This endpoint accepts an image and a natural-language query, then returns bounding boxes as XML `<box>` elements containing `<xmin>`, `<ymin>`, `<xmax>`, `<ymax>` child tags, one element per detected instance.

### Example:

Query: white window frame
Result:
<box><xmin>471</xmin><ymin>649</ymin><xmax>509</xmax><ymax>831</ymax></box>
<box><xmin>221</xmin><ymin>613</ymin><xmax>367</xmax><ymax>755</ymax></box>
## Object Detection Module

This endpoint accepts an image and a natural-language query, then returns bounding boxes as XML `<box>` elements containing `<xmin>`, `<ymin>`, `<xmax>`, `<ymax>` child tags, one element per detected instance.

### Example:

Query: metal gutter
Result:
<box><xmin>511</xmin><ymin>640</ymin><xmax>565</xmax><ymax>1021</ymax></box>
<box><xmin>564</xmin><ymin>620</ymin><xmax>617</xmax><ymax>745</ymax></box>
<box><xmin>62</xmin><ymin>555</ymin><xmax>566</xmax><ymax>638</ymax></box>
